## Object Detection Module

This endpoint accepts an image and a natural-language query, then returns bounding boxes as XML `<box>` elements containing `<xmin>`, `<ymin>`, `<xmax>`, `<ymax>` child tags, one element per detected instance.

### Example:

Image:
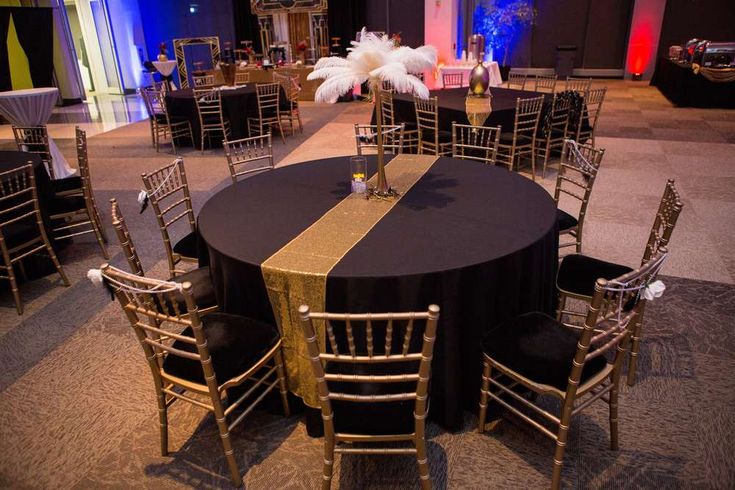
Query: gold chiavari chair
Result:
<box><xmin>141</xmin><ymin>158</ymin><xmax>199</xmax><ymax>277</ymax></box>
<box><xmin>556</xmin><ymin>180</ymin><xmax>683</xmax><ymax>386</ymax></box>
<box><xmin>479</xmin><ymin>249</ymin><xmax>668</xmax><ymax>490</ymax></box>
<box><xmin>110</xmin><ymin>198</ymin><xmax>217</xmax><ymax>312</ymax></box>
<box><xmin>572</xmin><ymin>87</ymin><xmax>606</xmax><ymax>147</ymax></box>
<box><xmin>193</xmin><ymin>88</ymin><xmax>231</xmax><ymax>152</ymax></box>
<box><xmin>564</xmin><ymin>76</ymin><xmax>592</xmax><ymax>93</ymax></box>
<box><xmin>442</xmin><ymin>72</ymin><xmax>464</xmax><ymax>89</ymax></box>
<box><xmin>534</xmin><ymin>73</ymin><xmax>558</xmax><ymax>93</ymax></box>
<box><xmin>379</xmin><ymin>91</ymin><xmax>419</xmax><ymax>153</ymax></box>
<box><xmin>101</xmin><ymin>263</ymin><xmax>289</xmax><ymax>487</ymax></box>
<box><xmin>192</xmin><ymin>72</ymin><xmax>216</xmax><ymax>88</ymax></box>
<box><xmin>47</xmin><ymin>128</ymin><xmax>108</xmax><ymax>258</ymax></box>
<box><xmin>414</xmin><ymin>95</ymin><xmax>452</xmax><ymax>156</ymax></box>
<box><xmin>299</xmin><ymin>304</ymin><xmax>440</xmax><ymax>490</ymax></box>
<box><xmin>234</xmin><ymin>71</ymin><xmax>250</xmax><ymax>86</ymax></box>
<box><xmin>506</xmin><ymin>72</ymin><xmax>527</xmax><ymax>90</ymax></box>
<box><xmin>272</xmin><ymin>71</ymin><xmax>303</xmax><ymax>135</ymax></box>
<box><xmin>554</xmin><ymin>139</ymin><xmax>604</xmax><ymax>255</ymax></box>
<box><xmin>380</xmin><ymin>79</ymin><xmax>395</xmax><ymax>92</ymax></box>
<box><xmin>451</xmin><ymin>123</ymin><xmax>501</xmax><ymax>165</ymax></box>
<box><xmin>223</xmin><ymin>134</ymin><xmax>274</xmax><ymax>184</ymax></box>
<box><xmin>247</xmin><ymin>83</ymin><xmax>286</xmax><ymax>144</ymax></box>
<box><xmin>12</xmin><ymin>125</ymin><xmax>53</xmax><ymax>178</ymax></box>
<box><xmin>141</xmin><ymin>86</ymin><xmax>194</xmax><ymax>153</ymax></box>
<box><xmin>354</xmin><ymin>123</ymin><xmax>405</xmax><ymax>156</ymax></box>
<box><xmin>496</xmin><ymin>96</ymin><xmax>544</xmax><ymax>180</ymax></box>
<box><xmin>536</xmin><ymin>93</ymin><xmax>573</xmax><ymax>178</ymax></box>
<box><xmin>0</xmin><ymin>165</ymin><xmax>69</xmax><ymax>314</ymax></box>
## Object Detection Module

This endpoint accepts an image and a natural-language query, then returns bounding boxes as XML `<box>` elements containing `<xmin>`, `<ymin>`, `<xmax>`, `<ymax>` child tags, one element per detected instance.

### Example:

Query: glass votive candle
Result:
<box><xmin>350</xmin><ymin>156</ymin><xmax>367</xmax><ymax>194</ymax></box>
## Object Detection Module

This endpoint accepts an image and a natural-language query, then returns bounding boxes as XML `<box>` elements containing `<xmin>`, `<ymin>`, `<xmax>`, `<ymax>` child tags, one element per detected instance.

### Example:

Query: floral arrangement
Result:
<box><xmin>391</xmin><ymin>33</ymin><xmax>402</xmax><ymax>47</ymax></box>
<box><xmin>296</xmin><ymin>40</ymin><xmax>308</xmax><ymax>52</ymax></box>
<box><xmin>473</xmin><ymin>0</ymin><xmax>536</xmax><ymax>65</ymax></box>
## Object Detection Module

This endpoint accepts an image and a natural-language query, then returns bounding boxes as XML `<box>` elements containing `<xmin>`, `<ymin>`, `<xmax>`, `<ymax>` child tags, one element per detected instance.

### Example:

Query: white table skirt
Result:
<box><xmin>0</xmin><ymin>87</ymin><xmax>76</xmax><ymax>179</ymax></box>
<box><xmin>439</xmin><ymin>62</ymin><xmax>504</xmax><ymax>88</ymax></box>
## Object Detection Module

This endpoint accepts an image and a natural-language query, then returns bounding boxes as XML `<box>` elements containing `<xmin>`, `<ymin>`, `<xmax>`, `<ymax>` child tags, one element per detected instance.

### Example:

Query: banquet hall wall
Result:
<box><xmin>657</xmin><ymin>0</ymin><xmax>735</xmax><ymax>59</ymax></box>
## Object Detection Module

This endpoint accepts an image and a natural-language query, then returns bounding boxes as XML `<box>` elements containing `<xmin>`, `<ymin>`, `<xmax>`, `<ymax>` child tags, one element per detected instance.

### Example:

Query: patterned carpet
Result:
<box><xmin>1</xmin><ymin>82</ymin><xmax>734</xmax><ymax>489</ymax></box>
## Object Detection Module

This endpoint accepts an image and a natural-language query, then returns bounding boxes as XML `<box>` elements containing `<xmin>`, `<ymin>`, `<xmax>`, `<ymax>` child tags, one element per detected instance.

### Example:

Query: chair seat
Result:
<box><xmin>163</xmin><ymin>313</ymin><xmax>280</xmax><ymax>385</ymax></box>
<box><xmin>327</xmin><ymin>360</ymin><xmax>419</xmax><ymax>435</ymax></box>
<box><xmin>173</xmin><ymin>231</ymin><xmax>198</xmax><ymax>259</ymax></box>
<box><xmin>556</xmin><ymin>208</ymin><xmax>578</xmax><ymax>232</ymax></box>
<box><xmin>482</xmin><ymin>311</ymin><xmax>608</xmax><ymax>392</ymax></box>
<box><xmin>557</xmin><ymin>254</ymin><xmax>633</xmax><ymax>298</ymax></box>
<box><xmin>48</xmin><ymin>195</ymin><xmax>86</xmax><ymax>216</ymax></box>
<box><xmin>171</xmin><ymin>266</ymin><xmax>217</xmax><ymax>310</ymax></box>
<box><xmin>51</xmin><ymin>176</ymin><xmax>82</xmax><ymax>195</ymax></box>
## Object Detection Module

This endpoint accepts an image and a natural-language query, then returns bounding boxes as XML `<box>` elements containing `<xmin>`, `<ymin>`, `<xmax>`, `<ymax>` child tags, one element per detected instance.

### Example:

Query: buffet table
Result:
<box><xmin>650</xmin><ymin>57</ymin><xmax>735</xmax><ymax>108</ymax></box>
<box><xmin>197</xmin><ymin>154</ymin><xmax>558</xmax><ymax>431</ymax></box>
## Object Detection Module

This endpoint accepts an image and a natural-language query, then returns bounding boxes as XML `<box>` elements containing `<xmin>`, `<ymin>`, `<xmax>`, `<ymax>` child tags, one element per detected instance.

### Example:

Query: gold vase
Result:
<box><xmin>469</xmin><ymin>61</ymin><xmax>490</xmax><ymax>96</ymax></box>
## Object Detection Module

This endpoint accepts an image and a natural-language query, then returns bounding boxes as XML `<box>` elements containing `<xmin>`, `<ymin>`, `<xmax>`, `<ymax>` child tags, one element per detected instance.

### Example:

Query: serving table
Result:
<box><xmin>197</xmin><ymin>154</ymin><xmax>558</xmax><ymax>431</ymax></box>
<box><xmin>0</xmin><ymin>88</ymin><xmax>76</xmax><ymax>178</ymax></box>
<box><xmin>650</xmin><ymin>58</ymin><xmax>735</xmax><ymax>108</ymax></box>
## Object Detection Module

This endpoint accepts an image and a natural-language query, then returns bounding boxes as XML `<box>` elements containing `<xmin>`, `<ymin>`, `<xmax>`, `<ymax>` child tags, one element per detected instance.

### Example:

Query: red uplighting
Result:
<box><xmin>626</xmin><ymin>2</ymin><xmax>660</xmax><ymax>76</ymax></box>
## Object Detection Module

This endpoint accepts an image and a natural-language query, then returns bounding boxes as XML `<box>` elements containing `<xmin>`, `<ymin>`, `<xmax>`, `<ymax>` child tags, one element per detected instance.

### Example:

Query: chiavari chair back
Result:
<box><xmin>496</xmin><ymin>96</ymin><xmax>544</xmax><ymax>179</ymax></box>
<box><xmin>537</xmin><ymin>93</ymin><xmax>574</xmax><ymax>178</ymax></box>
<box><xmin>574</xmin><ymin>87</ymin><xmax>606</xmax><ymax>146</ymax></box>
<box><xmin>442</xmin><ymin>72</ymin><xmax>464</xmax><ymax>89</ymax></box>
<box><xmin>414</xmin><ymin>95</ymin><xmax>452</xmax><ymax>156</ymax></box>
<box><xmin>380</xmin><ymin>79</ymin><xmax>395</xmax><ymax>92</ymax></box>
<box><xmin>272</xmin><ymin>71</ymin><xmax>303</xmax><ymax>135</ymax></box>
<box><xmin>248</xmin><ymin>83</ymin><xmax>286</xmax><ymax>144</ymax></box>
<box><xmin>554</xmin><ymin>139</ymin><xmax>605</xmax><ymax>253</ymax></box>
<box><xmin>479</xmin><ymin>249</ymin><xmax>668</xmax><ymax>489</ymax></box>
<box><xmin>47</xmin><ymin>127</ymin><xmax>108</xmax><ymax>258</ymax></box>
<box><xmin>379</xmin><ymin>91</ymin><xmax>418</xmax><ymax>153</ymax></box>
<box><xmin>506</xmin><ymin>72</ymin><xmax>527</xmax><ymax>90</ymax></box>
<box><xmin>0</xmin><ymin>164</ymin><xmax>69</xmax><ymax>314</ymax></box>
<box><xmin>299</xmin><ymin>304</ymin><xmax>440</xmax><ymax>490</ymax></box>
<box><xmin>534</xmin><ymin>74</ymin><xmax>558</xmax><ymax>93</ymax></box>
<box><xmin>110</xmin><ymin>198</ymin><xmax>144</xmax><ymax>276</ymax></box>
<box><xmin>564</xmin><ymin>76</ymin><xmax>592</xmax><ymax>93</ymax></box>
<box><xmin>11</xmin><ymin>125</ymin><xmax>53</xmax><ymax>178</ymax></box>
<box><xmin>234</xmin><ymin>71</ymin><xmax>250</xmax><ymax>85</ymax></box>
<box><xmin>193</xmin><ymin>88</ymin><xmax>231</xmax><ymax>152</ymax></box>
<box><xmin>141</xmin><ymin>158</ymin><xmax>198</xmax><ymax>276</ymax></box>
<box><xmin>101</xmin><ymin>263</ymin><xmax>289</xmax><ymax>487</ymax></box>
<box><xmin>642</xmin><ymin>179</ymin><xmax>683</xmax><ymax>264</ymax></box>
<box><xmin>451</xmin><ymin>123</ymin><xmax>502</xmax><ymax>165</ymax></box>
<box><xmin>223</xmin><ymin>134</ymin><xmax>274</xmax><ymax>184</ymax></box>
<box><xmin>354</xmin><ymin>123</ymin><xmax>405</xmax><ymax>156</ymax></box>
<box><xmin>192</xmin><ymin>73</ymin><xmax>215</xmax><ymax>88</ymax></box>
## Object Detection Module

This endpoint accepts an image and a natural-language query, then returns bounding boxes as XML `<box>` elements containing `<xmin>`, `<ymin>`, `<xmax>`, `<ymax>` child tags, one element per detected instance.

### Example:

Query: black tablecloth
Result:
<box><xmin>651</xmin><ymin>58</ymin><xmax>735</xmax><ymax>108</ymax></box>
<box><xmin>0</xmin><ymin>151</ymin><xmax>59</xmax><ymax>278</ymax></box>
<box><xmin>166</xmin><ymin>85</ymin><xmax>291</xmax><ymax>148</ymax></box>
<box><xmin>197</xmin><ymin>155</ymin><xmax>559</xmax><ymax>430</ymax></box>
<box><xmin>386</xmin><ymin>87</ymin><xmax>552</xmax><ymax>134</ymax></box>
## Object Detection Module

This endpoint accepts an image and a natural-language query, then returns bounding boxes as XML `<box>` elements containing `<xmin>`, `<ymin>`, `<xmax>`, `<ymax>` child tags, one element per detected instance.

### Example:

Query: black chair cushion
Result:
<box><xmin>2</xmin><ymin>221</ymin><xmax>41</xmax><ymax>249</ymax></box>
<box><xmin>48</xmin><ymin>195</ymin><xmax>86</xmax><ymax>215</ymax></box>
<box><xmin>556</xmin><ymin>208</ymin><xmax>578</xmax><ymax>232</ymax></box>
<box><xmin>170</xmin><ymin>266</ymin><xmax>217</xmax><ymax>310</ymax></box>
<box><xmin>557</xmin><ymin>254</ymin><xmax>633</xmax><ymax>297</ymax></box>
<box><xmin>499</xmin><ymin>132</ymin><xmax>515</xmax><ymax>145</ymax></box>
<box><xmin>327</xmin><ymin>360</ymin><xmax>419</xmax><ymax>435</ymax></box>
<box><xmin>482</xmin><ymin>312</ymin><xmax>608</xmax><ymax>392</ymax></box>
<box><xmin>51</xmin><ymin>176</ymin><xmax>82</xmax><ymax>195</ymax></box>
<box><xmin>163</xmin><ymin>313</ymin><xmax>280</xmax><ymax>385</ymax></box>
<box><xmin>173</xmin><ymin>231</ymin><xmax>198</xmax><ymax>259</ymax></box>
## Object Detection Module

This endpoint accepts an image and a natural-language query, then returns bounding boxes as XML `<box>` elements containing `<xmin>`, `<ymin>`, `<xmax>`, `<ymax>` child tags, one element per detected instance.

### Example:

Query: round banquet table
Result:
<box><xmin>197</xmin><ymin>155</ymin><xmax>559</xmax><ymax>431</ymax></box>
<box><xmin>0</xmin><ymin>151</ymin><xmax>60</xmax><ymax>278</ymax></box>
<box><xmin>165</xmin><ymin>84</ymin><xmax>291</xmax><ymax>148</ymax></box>
<box><xmin>0</xmin><ymin>88</ymin><xmax>76</xmax><ymax>179</ymax></box>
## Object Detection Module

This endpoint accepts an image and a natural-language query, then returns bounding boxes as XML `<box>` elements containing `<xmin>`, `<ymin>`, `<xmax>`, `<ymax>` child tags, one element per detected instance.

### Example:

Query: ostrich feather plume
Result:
<box><xmin>307</xmin><ymin>28</ymin><xmax>437</xmax><ymax>103</ymax></box>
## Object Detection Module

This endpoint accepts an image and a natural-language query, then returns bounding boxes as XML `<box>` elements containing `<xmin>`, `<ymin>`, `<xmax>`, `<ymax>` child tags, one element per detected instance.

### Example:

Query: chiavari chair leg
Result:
<box><xmin>275</xmin><ymin>350</ymin><xmax>290</xmax><ymax>416</ymax></box>
<box><xmin>609</xmin><ymin>374</ymin><xmax>620</xmax><ymax>450</ymax></box>
<box><xmin>89</xmin><ymin>208</ymin><xmax>110</xmax><ymax>259</ymax></box>
<box><xmin>477</xmin><ymin>358</ymin><xmax>492</xmax><ymax>433</ymax></box>
<box><xmin>149</xmin><ymin>120</ymin><xmax>156</xmax><ymax>148</ymax></box>
<box><xmin>530</xmin><ymin>144</ymin><xmax>537</xmax><ymax>182</ymax></box>
<box><xmin>5</xmin><ymin>261</ymin><xmax>23</xmax><ymax>315</ymax></box>
<box><xmin>17</xmin><ymin>259</ymin><xmax>27</xmax><ymax>281</ymax></box>
<box><xmin>277</xmin><ymin>121</ymin><xmax>286</xmax><ymax>144</ymax></box>
<box><xmin>556</xmin><ymin>293</ymin><xmax>567</xmax><ymax>322</ymax></box>
<box><xmin>45</xmin><ymin>241</ymin><xmax>70</xmax><ymax>286</ymax></box>
<box><xmin>415</xmin><ymin>427</ymin><xmax>431</xmax><ymax>490</ymax></box>
<box><xmin>322</xmin><ymin>429</ymin><xmax>335</xmax><ymax>489</ymax></box>
<box><xmin>551</xmin><ymin>402</ymin><xmax>574</xmax><ymax>490</ymax></box>
<box><xmin>156</xmin><ymin>388</ymin><xmax>169</xmax><ymax>456</ymax></box>
<box><xmin>542</xmin><ymin>141</ymin><xmax>551</xmax><ymax>179</ymax></box>
<box><xmin>297</xmin><ymin>110</ymin><xmax>303</xmax><ymax>133</ymax></box>
<box><xmin>627</xmin><ymin>315</ymin><xmax>644</xmax><ymax>386</ymax></box>
<box><xmin>213</xmin><ymin>401</ymin><xmax>242</xmax><ymax>486</ymax></box>
<box><xmin>200</xmin><ymin>128</ymin><xmax>206</xmax><ymax>153</ymax></box>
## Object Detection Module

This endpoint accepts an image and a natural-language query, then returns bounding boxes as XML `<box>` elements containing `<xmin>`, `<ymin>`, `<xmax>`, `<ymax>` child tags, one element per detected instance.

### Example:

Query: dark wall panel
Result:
<box><xmin>657</xmin><ymin>0</ymin><xmax>735</xmax><ymax>58</ymax></box>
<box><xmin>365</xmin><ymin>0</ymin><xmax>425</xmax><ymax>47</ymax></box>
<box><xmin>582</xmin><ymin>0</ymin><xmax>632</xmax><ymax>69</ymax></box>
<box><xmin>527</xmin><ymin>0</ymin><xmax>589</xmax><ymax>68</ymax></box>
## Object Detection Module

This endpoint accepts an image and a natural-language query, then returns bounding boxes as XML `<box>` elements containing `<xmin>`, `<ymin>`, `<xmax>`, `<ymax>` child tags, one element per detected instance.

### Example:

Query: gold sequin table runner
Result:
<box><xmin>261</xmin><ymin>154</ymin><xmax>439</xmax><ymax>407</ymax></box>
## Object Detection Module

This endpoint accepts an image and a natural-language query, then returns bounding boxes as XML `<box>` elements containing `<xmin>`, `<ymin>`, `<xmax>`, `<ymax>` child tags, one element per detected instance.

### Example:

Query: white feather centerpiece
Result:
<box><xmin>307</xmin><ymin>28</ymin><xmax>438</xmax><ymax>197</ymax></box>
